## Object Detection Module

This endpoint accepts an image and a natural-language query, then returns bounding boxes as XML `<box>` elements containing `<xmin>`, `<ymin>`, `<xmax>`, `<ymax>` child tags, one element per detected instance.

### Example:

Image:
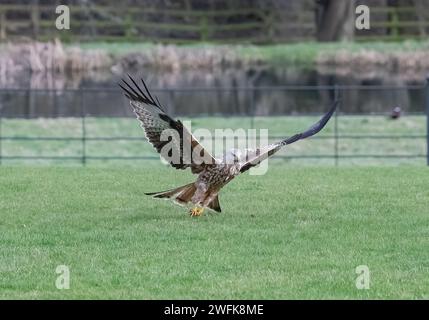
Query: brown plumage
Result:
<box><xmin>120</xmin><ymin>75</ymin><xmax>338</xmax><ymax>216</ymax></box>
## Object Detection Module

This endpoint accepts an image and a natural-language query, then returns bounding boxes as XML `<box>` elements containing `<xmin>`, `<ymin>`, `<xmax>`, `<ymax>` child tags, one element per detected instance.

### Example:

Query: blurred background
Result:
<box><xmin>0</xmin><ymin>0</ymin><xmax>428</xmax><ymax>166</ymax></box>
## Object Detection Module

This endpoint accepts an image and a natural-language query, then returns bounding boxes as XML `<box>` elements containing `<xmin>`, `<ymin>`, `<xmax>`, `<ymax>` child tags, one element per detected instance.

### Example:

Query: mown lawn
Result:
<box><xmin>0</xmin><ymin>166</ymin><xmax>428</xmax><ymax>299</ymax></box>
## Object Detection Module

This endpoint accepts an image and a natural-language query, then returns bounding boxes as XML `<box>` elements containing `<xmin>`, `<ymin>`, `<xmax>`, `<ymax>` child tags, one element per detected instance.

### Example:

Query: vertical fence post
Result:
<box><xmin>249</xmin><ymin>86</ymin><xmax>255</xmax><ymax>130</ymax></box>
<box><xmin>81</xmin><ymin>88</ymin><xmax>86</xmax><ymax>166</ymax></box>
<box><xmin>53</xmin><ymin>88</ymin><xmax>58</xmax><ymax>117</ymax></box>
<box><xmin>334</xmin><ymin>85</ymin><xmax>340</xmax><ymax>167</ymax></box>
<box><xmin>168</xmin><ymin>89</ymin><xmax>175</xmax><ymax>117</ymax></box>
<box><xmin>264</xmin><ymin>9</ymin><xmax>275</xmax><ymax>43</ymax></box>
<box><xmin>426</xmin><ymin>78</ymin><xmax>429</xmax><ymax>166</ymax></box>
<box><xmin>0</xmin><ymin>10</ymin><xmax>6</xmax><ymax>41</ymax></box>
<box><xmin>31</xmin><ymin>0</ymin><xmax>40</xmax><ymax>39</ymax></box>
<box><xmin>200</xmin><ymin>15</ymin><xmax>209</xmax><ymax>42</ymax></box>
<box><xmin>390</xmin><ymin>7</ymin><xmax>399</xmax><ymax>40</ymax></box>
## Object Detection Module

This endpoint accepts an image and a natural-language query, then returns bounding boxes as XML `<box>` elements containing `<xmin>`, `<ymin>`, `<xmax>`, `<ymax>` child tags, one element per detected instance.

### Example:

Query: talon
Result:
<box><xmin>189</xmin><ymin>207</ymin><xmax>204</xmax><ymax>217</ymax></box>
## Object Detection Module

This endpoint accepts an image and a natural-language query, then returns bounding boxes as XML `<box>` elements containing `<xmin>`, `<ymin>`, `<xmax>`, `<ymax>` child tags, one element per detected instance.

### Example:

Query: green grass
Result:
<box><xmin>76</xmin><ymin>40</ymin><xmax>429</xmax><ymax>66</ymax></box>
<box><xmin>238</xmin><ymin>40</ymin><xmax>429</xmax><ymax>66</ymax></box>
<box><xmin>0</xmin><ymin>166</ymin><xmax>428</xmax><ymax>299</ymax></box>
<box><xmin>1</xmin><ymin>115</ymin><xmax>426</xmax><ymax>166</ymax></box>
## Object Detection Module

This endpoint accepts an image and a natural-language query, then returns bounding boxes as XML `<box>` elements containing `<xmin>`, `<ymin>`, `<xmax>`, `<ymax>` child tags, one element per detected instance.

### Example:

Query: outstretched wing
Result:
<box><xmin>239</xmin><ymin>100</ymin><xmax>339</xmax><ymax>173</ymax></box>
<box><xmin>119</xmin><ymin>75</ymin><xmax>216</xmax><ymax>173</ymax></box>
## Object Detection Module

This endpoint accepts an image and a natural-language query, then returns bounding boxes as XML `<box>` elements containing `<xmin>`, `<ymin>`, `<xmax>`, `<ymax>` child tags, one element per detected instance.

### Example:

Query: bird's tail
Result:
<box><xmin>145</xmin><ymin>183</ymin><xmax>197</xmax><ymax>204</ymax></box>
<box><xmin>207</xmin><ymin>195</ymin><xmax>221</xmax><ymax>212</ymax></box>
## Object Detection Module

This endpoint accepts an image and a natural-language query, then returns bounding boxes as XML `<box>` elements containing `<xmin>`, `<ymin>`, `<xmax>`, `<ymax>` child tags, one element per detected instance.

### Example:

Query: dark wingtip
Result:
<box><xmin>324</xmin><ymin>99</ymin><xmax>339</xmax><ymax>120</ymax></box>
<box><xmin>118</xmin><ymin>82</ymin><xmax>135</xmax><ymax>101</ymax></box>
<box><xmin>140</xmin><ymin>77</ymin><xmax>156</xmax><ymax>102</ymax></box>
<box><xmin>282</xmin><ymin>99</ymin><xmax>339</xmax><ymax>145</ymax></box>
<box><xmin>117</xmin><ymin>82</ymin><xmax>126</xmax><ymax>93</ymax></box>
<box><xmin>119</xmin><ymin>74</ymin><xmax>164</xmax><ymax>111</ymax></box>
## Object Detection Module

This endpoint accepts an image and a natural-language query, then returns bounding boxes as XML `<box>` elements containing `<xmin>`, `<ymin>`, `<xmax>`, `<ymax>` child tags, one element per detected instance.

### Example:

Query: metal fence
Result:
<box><xmin>0</xmin><ymin>83</ymin><xmax>428</xmax><ymax>166</ymax></box>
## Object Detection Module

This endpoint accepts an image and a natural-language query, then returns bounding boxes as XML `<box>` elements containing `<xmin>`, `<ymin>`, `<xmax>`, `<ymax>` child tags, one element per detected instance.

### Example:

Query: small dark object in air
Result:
<box><xmin>390</xmin><ymin>107</ymin><xmax>401</xmax><ymax>119</ymax></box>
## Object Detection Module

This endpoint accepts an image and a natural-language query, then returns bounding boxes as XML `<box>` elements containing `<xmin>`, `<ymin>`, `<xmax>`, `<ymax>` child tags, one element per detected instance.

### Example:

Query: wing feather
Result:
<box><xmin>239</xmin><ymin>100</ymin><xmax>339</xmax><ymax>173</ymax></box>
<box><xmin>120</xmin><ymin>76</ymin><xmax>216</xmax><ymax>173</ymax></box>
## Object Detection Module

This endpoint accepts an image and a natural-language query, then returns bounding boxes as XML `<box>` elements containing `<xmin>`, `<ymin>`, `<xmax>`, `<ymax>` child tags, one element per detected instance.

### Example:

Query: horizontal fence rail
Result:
<box><xmin>0</xmin><ymin>83</ymin><xmax>428</xmax><ymax>166</ymax></box>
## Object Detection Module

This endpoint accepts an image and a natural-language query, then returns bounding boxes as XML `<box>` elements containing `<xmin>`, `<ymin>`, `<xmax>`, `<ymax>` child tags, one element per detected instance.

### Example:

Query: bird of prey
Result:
<box><xmin>120</xmin><ymin>76</ymin><xmax>338</xmax><ymax>216</ymax></box>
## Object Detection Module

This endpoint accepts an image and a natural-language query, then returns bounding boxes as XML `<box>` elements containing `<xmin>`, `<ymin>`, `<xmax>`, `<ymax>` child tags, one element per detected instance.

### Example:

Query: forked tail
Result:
<box><xmin>145</xmin><ymin>183</ymin><xmax>222</xmax><ymax>212</ymax></box>
<box><xmin>145</xmin><ymin>183</ymin><xmax>197</xmax><ymax>205</ymax></box>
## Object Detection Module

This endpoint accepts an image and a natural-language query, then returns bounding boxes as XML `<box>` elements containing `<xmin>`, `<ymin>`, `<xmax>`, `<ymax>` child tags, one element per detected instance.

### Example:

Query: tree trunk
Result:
<box><xmin>316</xmin><ymin>0</ymin><xmax>355</xmax><ymax>42</ymax></box>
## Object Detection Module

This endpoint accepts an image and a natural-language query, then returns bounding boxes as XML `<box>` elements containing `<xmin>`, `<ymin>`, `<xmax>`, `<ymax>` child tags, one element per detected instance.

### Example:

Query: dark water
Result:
<box><xmin>0</xmin><ymin>66</ymin><xmax>426</xmax><ymax>118</ymax></box>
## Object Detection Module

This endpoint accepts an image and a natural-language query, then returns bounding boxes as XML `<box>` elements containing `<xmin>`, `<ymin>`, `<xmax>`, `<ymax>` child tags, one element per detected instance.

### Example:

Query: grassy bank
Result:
<box><xmin>0</xmin><ymin>115</ymin><xmax>426</xmax><ymax>166</ymax></box>
<box><xmin>2</xmin><ymin>40</ymin><xmax>428</xmax><ymax>77</ymax></box>
<box><xmin>0</xmin><ymin>166</ymin><xmax>428</xmax><ymax>299</ymax></box>
<box><xmin>78</xmin><ymin>40</ymin><xmax>429</xmax><ymax>67</ymax></box>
